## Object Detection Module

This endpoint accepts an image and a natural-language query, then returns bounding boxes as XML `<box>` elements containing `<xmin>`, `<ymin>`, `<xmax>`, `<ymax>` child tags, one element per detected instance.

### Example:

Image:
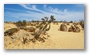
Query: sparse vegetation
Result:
<box><xmin>4</xmin><ymin>15</ymin><xmax>84</xmax><ymax>49</ymax></box>
<box><xmin>34</xmin><ymin>15</ymin><xmax>55</xmax><ymax>41</ymax></box>
<box><xmin>24</xmin><ymin>27</ymin><xmax>36</xmax><ymax>32</ymax></box>
<box><xmin>69</xmin><ymin>21</ymin><xmax>73</xmax><ymax>23</ymax></box>
<box><xmin>79</xmin><ymin>20</ymin><xmax>84</xmax><ymax>29</ymax></box>
<box><xmin>16</xmin><ymin>20</ymin><xmax>27</xmax><ymax>27</ymax></box>
<box><xmin>4</xmin><ymin>28</ymin><xmax>20</xmax><ymax>36</ymax></box>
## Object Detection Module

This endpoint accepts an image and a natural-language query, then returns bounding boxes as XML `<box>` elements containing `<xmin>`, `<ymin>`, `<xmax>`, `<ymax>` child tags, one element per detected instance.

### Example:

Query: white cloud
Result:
<box><xmin>50</xmin><ymin>8</ymin><xmax>59</xmax><ymax>13</ymax></box>
<box><xmin>20</xmin><ymin>4</ymin><xmax>33</xmax><ymax>10</ymax></box>
<box><xmin>44</xmin><ymin>4</ymin><xmax>47</xmax><ymax>8</ymax></box>
<box><xmin>32</xmin><ymin>5</ymin><xmax>37</xmax><ymax>10</ymax></box>
<box><xmin>64</xmin><ymin>9</ymin><xmax>68</xmax><ymax>12</ymax></box>
<box><xmin>48</xmin><ymin>7</ymin><xmax>68</xmax><ymax>14</ymax></box>
<box><xmin>19</xmin><ymin>4</ymin><xmax>46</xmax><ymax>13</ymax></box>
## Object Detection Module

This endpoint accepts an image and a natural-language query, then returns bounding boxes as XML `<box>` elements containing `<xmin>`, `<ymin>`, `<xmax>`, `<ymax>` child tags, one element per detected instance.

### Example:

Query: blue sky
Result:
<box><xmin>4</xmin><ymin>4</ymin><xmax>84</xmax><ymax>22</ymax></box>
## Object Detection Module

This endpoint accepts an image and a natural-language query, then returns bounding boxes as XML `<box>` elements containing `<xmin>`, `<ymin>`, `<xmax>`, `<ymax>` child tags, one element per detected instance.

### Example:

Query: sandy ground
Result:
<box><xmin>4</xmin><ymin>23</ymin><xmax>84</xmax><ymax>49</ymax></box>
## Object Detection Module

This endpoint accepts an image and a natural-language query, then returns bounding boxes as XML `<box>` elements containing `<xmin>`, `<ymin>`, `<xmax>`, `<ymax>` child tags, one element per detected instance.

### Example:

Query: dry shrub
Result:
<box><xmin>24</xmin><ymin>27</ymin><xmax>36</xmax><ymax>32</ymax></box>
<box><xmin>16</xmin><ymin>20</ymin><xmax>26</xmax><ymax>27</ymax></box>
<box><xmin>79</xmin><ymin>20</ymin><xmax>84</xmax><ymax>28</ymax></box>
<box><xmin>4</xmin><ymin>28</ymin><xmax>20</xmax><ymax>36</ymax></box>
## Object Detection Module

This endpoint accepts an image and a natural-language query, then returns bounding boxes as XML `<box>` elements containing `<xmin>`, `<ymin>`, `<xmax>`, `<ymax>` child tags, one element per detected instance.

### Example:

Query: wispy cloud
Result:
<box><xmin>44</xmin><ymin>4</ymin><xmax>47</xmax><ymax>8</ymax></box>
<box><xmin>4</xmin><ymin>4</ymin><xmax>84</xmax><ymax>22</ymax></box>
<box><xmin>19</xmin><ymin>4</ymin><xmax>47</xmax><ymax>13</ymax></box>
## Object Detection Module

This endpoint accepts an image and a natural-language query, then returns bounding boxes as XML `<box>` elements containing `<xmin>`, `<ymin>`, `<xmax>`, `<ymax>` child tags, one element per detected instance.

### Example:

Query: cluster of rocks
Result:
<box><xmin>58</xmin><ymin>23</ymin><xmax>81</xmax><ymax>32</ymax></box>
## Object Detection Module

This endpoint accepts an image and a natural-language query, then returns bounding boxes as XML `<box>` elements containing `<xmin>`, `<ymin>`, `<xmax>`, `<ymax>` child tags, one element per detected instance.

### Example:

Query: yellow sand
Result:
<box><xmin>4</xmin><ymin>23</ymin><xmax>84</xmax><ymax>49</ymax></box>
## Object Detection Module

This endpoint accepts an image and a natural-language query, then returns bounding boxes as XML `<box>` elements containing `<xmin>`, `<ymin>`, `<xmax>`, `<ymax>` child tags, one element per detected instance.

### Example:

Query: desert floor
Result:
<box><xmin>4</xmin><ymin>23</ymin><xmax>84</xmax><ymax>49</ymax></box>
